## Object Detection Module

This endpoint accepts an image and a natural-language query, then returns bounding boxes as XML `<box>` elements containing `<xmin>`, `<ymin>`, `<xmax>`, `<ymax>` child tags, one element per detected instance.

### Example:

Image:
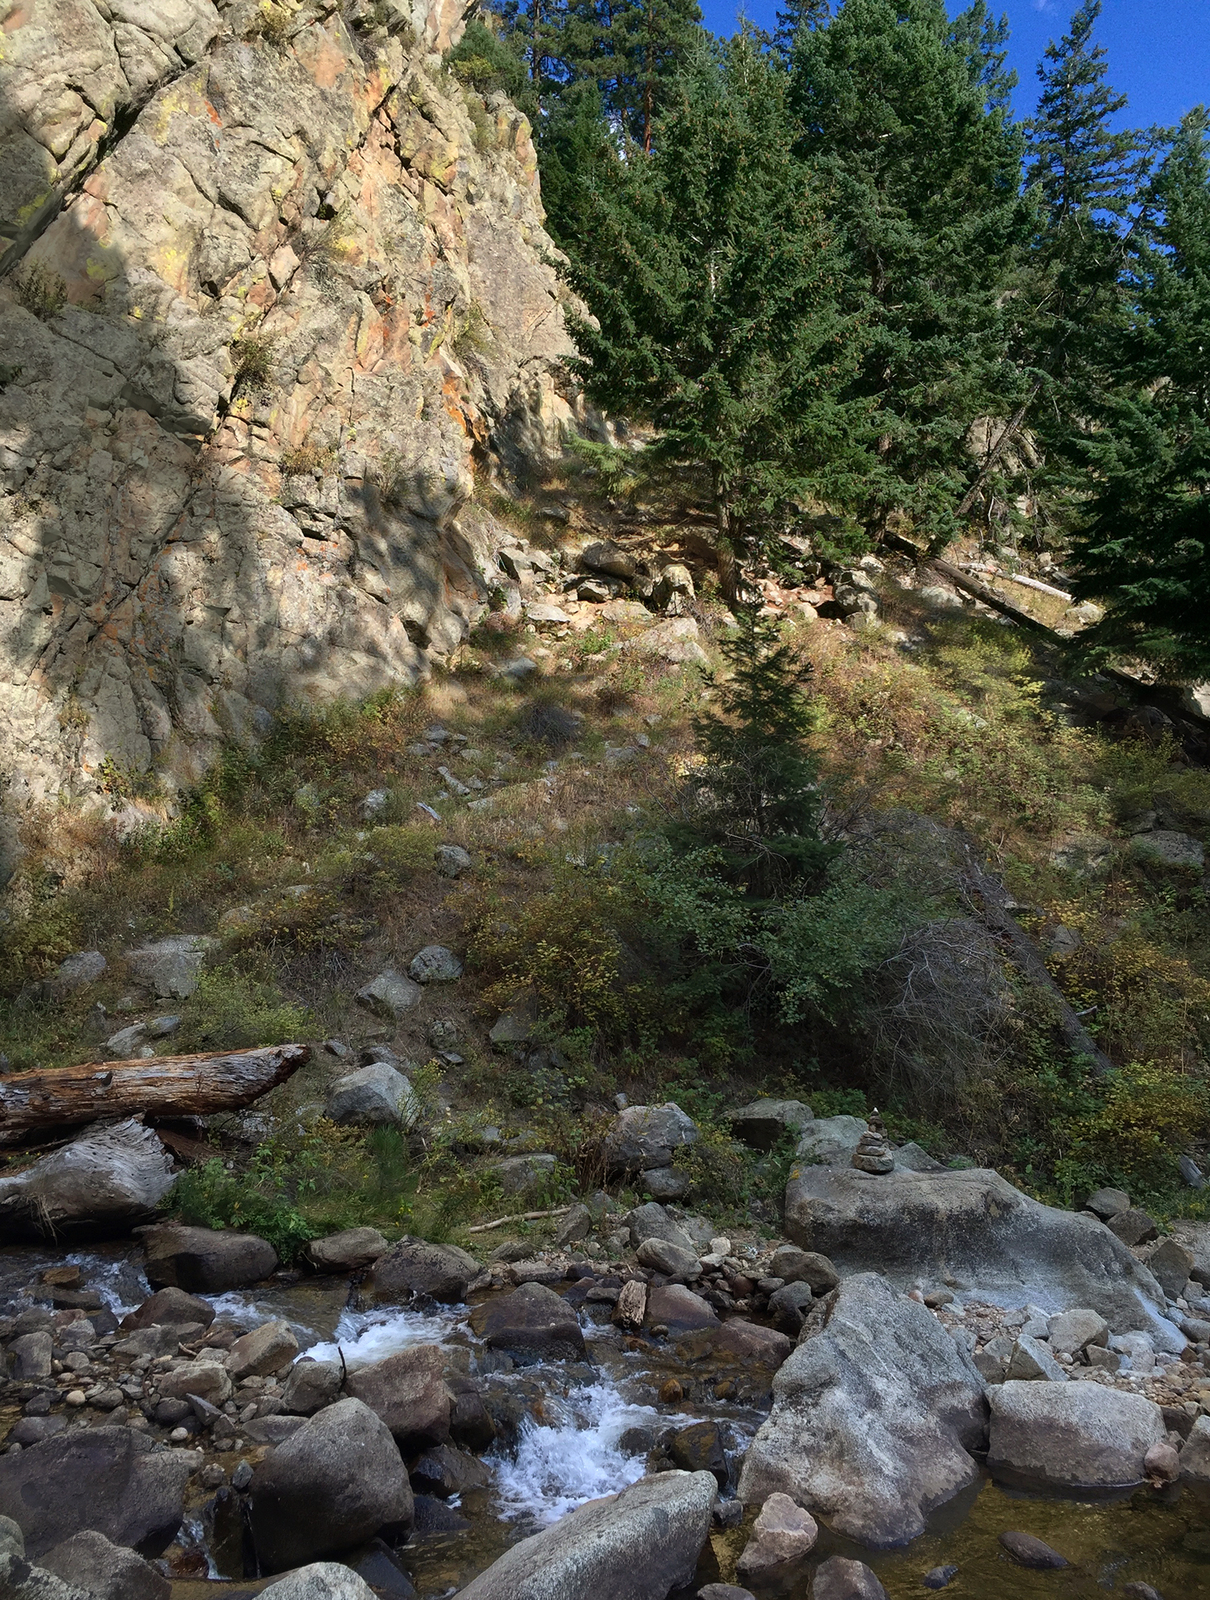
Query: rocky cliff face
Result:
<box><xmin>0</xmin><ymin>0</ymin><xmax>577</xmax><ymax>812</ymax></box>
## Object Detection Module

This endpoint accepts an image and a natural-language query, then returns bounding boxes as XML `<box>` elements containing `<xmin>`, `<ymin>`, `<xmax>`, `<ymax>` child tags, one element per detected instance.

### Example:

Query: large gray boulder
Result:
<box><xmin>324</xmin><ymin>1063</ymin><xmax>417</xmax><ymax>1128</ymax></box>
<box><xmin>124</xmin><ymin>935</ymin><xmax>213</xmax><ymax>999</ymax></box>
<box><xmin>604</xmin><ymin>1104</ymin><xmax>698</xmax><ymax>1172</ymax></box>
<box><xmin>304</xmin><ymin>1227</ymin><xmax>389</xmax><ymax>1273</ymax></box>
<box><xmin>987</xmin><ymin>1381</ymin><xmax>1167</xmax><ymax>1492</ymax></box>
<box><xmin>456</xmin><ymin>1471</ymin><xmax>717</xmax><ymax>1600</ymax></box>
<box><xmin>262</xmin><ymin>1566</ymin><xmax>377</xmax><ymax>1600</ymax></box>
<box><xmin>366</xmin><ymin>1237</ymin><xmax>479</xmax><ymax>1304</ymax></box>
<box><xmin>469</xmin><ymin>1282</ymin><xmax>586</xmax><ymax>1363</ymax></box>
<box><xmin>0</xmin><ymin>1120</ymin><xmax>176</xmax><ymax>1242</ymax></box>
<box><xmin>737</xmin><ymin>1274</ymin><xmax>987</xmax><ymax>1547</ymax></box>
<box><xmin>140</xmin><ymin>1223</ymin><xmax>278</xmax><ymax>1292</ymax></box>
<box><xmin>728</xmin><ymin>1100</ymin><xmax>814</xmax><ymax>1151</ymax></box>
<box><xmin>355</xmin><ymin>969</ymin><xmax>423</xmax><ymax>1020</ymax></box>
<box><xmin>784</xmin><ymin>1164</ymin><xmax>1179</xmax><ymax>1346</ymax></box>
<box><xmin>0</xmin><ymin>1428</ymin><xmax>193</xmax><ymax>1559</ymax></box>
<box><xmin>249</xmin><ymin>1398</ymin><xmax>412</xmax><ymax>1573</ymax></box>
<box><xmin>794</xmin><ymin>1115</ymin><xmax>867</xmax><ymax>1166</ymax></box>
<box><xmin>39</xmin><ymin>1531</ymin><xmax>169</xmax><ymax>1600</ymax></box>
<box><xmin>345</xmin><ymin>1344</ymin><xmax>451</xmax><ymax>1452</ymax></box>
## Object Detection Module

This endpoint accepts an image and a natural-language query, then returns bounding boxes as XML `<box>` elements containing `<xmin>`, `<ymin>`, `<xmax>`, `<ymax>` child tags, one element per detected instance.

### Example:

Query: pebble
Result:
<box><xmin>64</xmin><ymin>1390</ymin><xmax>86</xmax><ymax>1407</ymax></box>
<box><xmin>169</xmin><ymin>1426</ymin><xmax>189</xmax><ymax>1442</ymax></box>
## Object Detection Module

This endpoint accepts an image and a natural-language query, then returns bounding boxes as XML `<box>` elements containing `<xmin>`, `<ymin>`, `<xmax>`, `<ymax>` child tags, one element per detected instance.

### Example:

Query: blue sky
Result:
<box><xmin>700</xmin><ymin>0</ymin><xmax>1208</xmax><ymax>132</ymax></box>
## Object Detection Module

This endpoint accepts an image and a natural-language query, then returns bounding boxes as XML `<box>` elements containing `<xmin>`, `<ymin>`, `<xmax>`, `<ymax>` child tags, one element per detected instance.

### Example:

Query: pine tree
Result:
<box><xmin>1015</xmin><ymin>0</ymin><xmax>1152</xmax><ymax>495</ymax></box>
<box><xmin>1071</xmin><ymin>110</ymin><xmax>1210</xmax><ymax>680</ymax></box>
<box><xmin>772</xmin><ymin>0</ymin><xmax>829</xmax><ymax>65</ymax></box>
<box><xmin>788</xmin><ymin>0</ymin><xmax>1029</xmax><ymax>544</ymax></box>
<box><xmin>552</xmin><ymin>33</ymin><xmax>872</xmax><ymax>597</ymax></box>
<box><xmin>686</xmin><ymin>609</ymin><xmax>834</xmax><ymax>894</ymax></box>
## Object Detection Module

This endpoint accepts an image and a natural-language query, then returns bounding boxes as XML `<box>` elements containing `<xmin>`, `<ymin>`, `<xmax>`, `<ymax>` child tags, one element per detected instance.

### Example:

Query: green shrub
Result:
<box><xmin>176</xmin><ymin>964</ymin><xmax>310</xmax><ymax>1052</ymax></box>
<box><xmin>172</xmin><ymin>1158</ymin><xmax>314</xmax><ymax>1261</ymax></box>
<box><xmin>12</xmin><ymin>263</ymin><xmax>67</xmax><ymax>320</ymax></box>
<box><xmin>231</xmin><ymin>334</ymin><xmax>277</xmax><ymax>396</ymax></box>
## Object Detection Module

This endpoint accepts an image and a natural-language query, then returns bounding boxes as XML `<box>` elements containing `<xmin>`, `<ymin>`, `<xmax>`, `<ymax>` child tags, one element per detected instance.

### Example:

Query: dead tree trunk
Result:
<box><xmin>0</xmin><ymin>1044</ymin><xmax>310</xmax><ymax>1147</ymax></box>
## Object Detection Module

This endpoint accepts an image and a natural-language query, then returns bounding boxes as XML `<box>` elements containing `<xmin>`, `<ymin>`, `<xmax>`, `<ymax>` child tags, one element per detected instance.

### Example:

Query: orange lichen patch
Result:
<box><xmin>2</xmin><ymin>1</ymin><xmax>33</xmax><ymax>30</ymax></box>
<box><xmin>295</xmin><ymin>21</ymin><xmax>356</xmax><ymax>92</ymax></box>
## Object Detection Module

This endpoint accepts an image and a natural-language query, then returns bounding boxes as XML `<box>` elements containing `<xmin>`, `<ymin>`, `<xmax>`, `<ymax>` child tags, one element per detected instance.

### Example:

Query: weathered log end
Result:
<box><xmin>0</xmin><ymin>1043</ymin><xmax>311</xmax><ymax>1147</ymax></box>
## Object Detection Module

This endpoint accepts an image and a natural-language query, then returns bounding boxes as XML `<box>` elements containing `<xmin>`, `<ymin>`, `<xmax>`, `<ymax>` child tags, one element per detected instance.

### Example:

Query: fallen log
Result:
<box><xmin>0</xmin><ymin>1043</ymin><xmax>309</xmax><ymax>1148</ymax></box>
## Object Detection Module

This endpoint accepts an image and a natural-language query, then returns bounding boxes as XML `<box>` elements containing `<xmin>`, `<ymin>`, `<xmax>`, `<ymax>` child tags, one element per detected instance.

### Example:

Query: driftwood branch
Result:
<box><xmin>467</xmin><ymin>1206</ymin><xmax>572</xmax><ymax>1234</ymax></box>
<box><xmin>0</xmin><ymin>1044</ymin><xmax>310</xmax><ymax>1147</ymax></box>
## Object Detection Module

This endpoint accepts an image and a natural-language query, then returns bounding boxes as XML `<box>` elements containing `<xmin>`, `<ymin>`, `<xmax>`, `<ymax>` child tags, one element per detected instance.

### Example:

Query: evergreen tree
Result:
<box><xmin>788</xmin><ymin>0</ymin><xmax>1029</xmax><ymax>543</ymax></box>
<box><xmin>1071</xmin><ymin>110</ymin><xmax>1210</xmax><ymax>679</ymax></box>
<box><xmin>685</xmin><ymin>609</ymin><xmax>834</xmax><ymax>894</ymax></box>
<box><xmin>552</xmin><ymin>32</ymin><xmax>872</xmax><ymax>596</ymax></box>
<box><xmin>772</xmin><ymin>0</ymin><xmax>829</xmax><ymax>65</ymax></box>
<box><xmin>1014</xmin><ymin>0</ymin><xmax>1152</xmax><ymax>500</ymax></box>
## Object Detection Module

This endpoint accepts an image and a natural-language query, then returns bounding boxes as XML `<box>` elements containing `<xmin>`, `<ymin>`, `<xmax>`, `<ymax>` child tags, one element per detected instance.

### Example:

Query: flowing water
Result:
<box><xmin>4</xmin><ymin>1244</ymin><xmax>1210</xmax><ymax>1599</ymax></box>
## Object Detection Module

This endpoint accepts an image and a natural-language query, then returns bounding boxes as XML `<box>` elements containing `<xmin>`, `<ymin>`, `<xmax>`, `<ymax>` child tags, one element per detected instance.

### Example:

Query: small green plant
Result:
<box><xmin>280</xmin><ymin>440</ymin><xmax>337</xmax><ymax>475</ymax></box>
<box><xmin>453</xmin><ymin>299</ymin><xmax>493</xmax><ymax>359</ymax></box>
<box><xmin>231</xmin><ymin>333</ymin><xmax>277</xmax><ymax>397</ymax></box>
<box><xmin>12</xmin><ymin>263</ymin><xmax>67</xmax><ymax>321</ymax></box>
<box><xmin>244</xmin><ymin>1</ymin><xmax>294</xmax><ymax>43</ymax></box>
<box><xmin>173</xmin><ymin>1157</ymin><xmax>314</xmax><ymax>1261</ymax></box>
<box><xmin>176</xmin><ymin>963</ymin><xmax>311</xmax><ymax>1053</ymax></box>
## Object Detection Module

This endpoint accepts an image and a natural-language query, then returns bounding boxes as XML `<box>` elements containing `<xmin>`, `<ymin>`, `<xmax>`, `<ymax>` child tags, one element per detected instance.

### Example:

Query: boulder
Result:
<box><xmin>784</xmin><ymin>1163</ymin><xmax>1178</xmax><ymax>1345</ymax></box>
<box><xmin>1004</xmin><ymin>1335</ymin><xmax>1066</xmax><ymax>1383</ymax></box>
<box><xmin>1180</xmin><ymin>1414</ymin><xmax>1210</xmax><ymax>1481</ymax></box>
<box><xmin>124</xmin><ymin>936</ymin><xmax>212</xmax><ymax>999</ymax></box>
<box><xmin>1086</xmin><ymin>1187</ymin><xmax>1130</xmax><ymax>1220</ymax></box>
<box><xmin>728</xmin><ymin>1100</ymin><xmax>814</xmax><ymax>1152</ymax></box>
<box><xmin>51</xmin><ymin>952</ymin><xmax>108</xmax><ymax>995</ymax></box>
<box><xmin>305</xmin><ymin>1227</ymin><xmax>390</xmax><ymax>1273</ymax></box>
<box><xmin>736</xmin><ymin>1493</ymin><xmax>818</xmax><ymax>1579</ymax></box>
<box><xmin>1145</xmin><ymin>1237</ymin><xmax>1195</xmax><ymax>1299</ymax></box>
<box><xmin>669</xmin><ymin>1422</ymin><xmax>729</xmax><ymax>1485</ymax></box>
<box><xmin>435</xmin><ymin>845</ymin><xmax>473</xmax><ymax>878</ymax></box>
<box><xmin>0</xmin><ymin>1427</ymin><xmax>193</xmax><ymax>1558</ymax></box>
<box><xmin>1172</xmin><ymin>1218</ymin><xmax>1210</xmax><ymax>1285</ymax></box>
<box><xmin>224</xmin><ymin>1320</ymin><xmax>299</xmax><ymax>1379</ymax></box>
<box><xmin>794</xmin><ymin>1115</ymin><xmax>868</xmax><ymax>1166</ymax></box>
<box><xmin>640</xmin><ymin>1166</ymin><xmax>689</xmax><ymax>1200</ymax></box>
<box><xmin>580</xmin><ymin>540</ymin><xmax>638</xmax><ymax>579</ymax></box>
<box><xmin>121</xmin><ymin>1288</ymin><xmax>215</xmax><ymax>1331</ymax></box>
<box><xmin>345</xmin><ymin>1344</ymin><xmax>451</xmax><ymax>1452</ymax></box>
<box><xmin>281</xmin><ymin>1358</ymin><xmax>344</xmax><ymax>1416</ymax></box>
<box><xmin>0</xmin><ymin>1120</ymin><xmax>175</xmax><ymax>1242</ymax></box>
<box><xmin>769</xmin><ymin>1245</ymin><xmax>839</xmax><ymax>1293</ymax></box>
<box><xmin>893</xmin><ymin>1142</ymin><xmax>944</xmax><ymax>1173</ymax></box>
<box><xmin>355</xmin><ymin>969</ymin><xmax>423</xmax><ymax>1019</ymax></box>
<box><xmin>767</xmin><ymin>1282</ymin><xmax>816</xmax><ymax>1334</ymax></box>
<box><xmin>646</xmin><ymin>1285</ymin><xmax>720</xmax><ymax>1336</ymax></box>
<box><xmin>1129</xmin><ymin>830</ymin><xmax>1205</xmax><ymax>876</ymax></box>
<box><xmin>490</xmin><ymin>1154</ymin><xmax>556</xmax><ymax>1195</ymax></box>
<box><xmin>262</xmin><ymin>1566</ymin><xmax>378</xmax><ymax>1600</ymax></box>
<box><xmin>625</xmin><ymin>1202</ymin><xmax>695</xmax><ymax>1252</ymax></box>
<box><xmin>325</xmin><ymin>1064</ymin><xmax>417</xmax><ymax>1128</ymax></box>
<box><xmin>156</xmin><ymin>1361</ymin><xmax>232</xmax><ymax>1407</ymax></box>
<box><xmin>456</xmin><ymin>1470</ymin><xmax>717</xmax><ymax>1600</ymax></box>
<box><xmin>999</xmin><ymin>1532</ymin><xmax>1068</xmax><ymax>1569</ymax></box>
<box><xmin>604</xmin><ymin>1104</ymin><xmax>699</xmax><ymax>1172</ymax></box>
<box><xmin>469</xmin><ymin>1282</ymin><xmax>586</xmax><ymax>1363</ymax></box>
<box><xmin>987</xmin><ymin>1380</ymin><xmax>1166</xmax><ymax>1491</ymax></box>
<box><xmin>811</xmin><ymin>1557</ymin><xmax>889</xmax><ymax>1600</ymax></box>
<box><xmin>1107</xmin><ymin>1208</ymin><xmax>1159</xmax><ymax>1247</ymax></box>
<box><xmin>249</xmin><ymin>1398</ymin><xmax>412</xmax><ymax>1573</ymax></box>
<box><xmin>39</xmin><ymin>1531</ymin><xmax>169</xmax><ymax>1600</ymax></box>
<box><xmin>636</xmin><ymin>1238</ymin><xmax>701</xmax><ymax>1279</ymax></box>
<box><xmin>714</xmin><ymin>1320</ymin><xmax>793</xmax><ymax>1368</ymax></box>
<box><xmin>1047</xmin><ymin>1308</ymin><xmax>1108</xmax><ymax>1359</ymax></box>
<box><xmin>140</xmin><ymin>1224</ymin><xmax>278</xmax><ymax>1292</ymax></box>
<box><xmin>366</xmin><ymin>1237</ymin><xmax>479</xmax><ymax>1304</ymax></box>
<box><xmin>408</xmin><ymin>945</ymin><xmax>463</xmax><ymax>983</ymax></box>
<box><xmin>410</xmin><ymin>1443</ymin><xmax>491</xmax><ymax>1499</ymax></box>
<box><xmin>737</xmin><ymin>1274</ymin><xmax>987</xmax><ymax>1547</ymax></box>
